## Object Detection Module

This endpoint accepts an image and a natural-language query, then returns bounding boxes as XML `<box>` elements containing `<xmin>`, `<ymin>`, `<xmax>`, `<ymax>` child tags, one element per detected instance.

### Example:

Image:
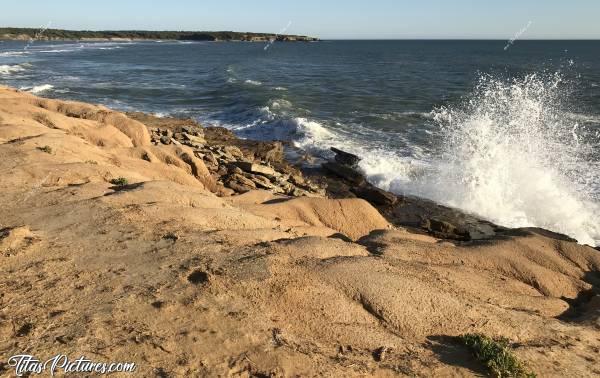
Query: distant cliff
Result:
<box><xmin>0</xmin><ymin>28</ymin><xmax>319</xmax><ymax>42</ymax></box>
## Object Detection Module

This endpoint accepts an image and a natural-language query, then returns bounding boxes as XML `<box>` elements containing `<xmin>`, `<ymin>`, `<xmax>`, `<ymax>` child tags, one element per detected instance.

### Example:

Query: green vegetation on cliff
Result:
<box><xmin>0</xmin><ymin>27</ymin><xmax>318</xmax><ymax>42</ymax></box>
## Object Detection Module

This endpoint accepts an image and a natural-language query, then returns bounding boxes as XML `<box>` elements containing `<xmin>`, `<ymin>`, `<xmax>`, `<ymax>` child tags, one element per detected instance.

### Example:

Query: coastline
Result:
<box><xmin>1</xmin><ymin>86</ymin><xmax>599</xmax><ymax>376</ymax></box>
<box><xmin>0</xmin><ymin>28</ymin><xmax>320</xmax><ymax>42</ymax></box>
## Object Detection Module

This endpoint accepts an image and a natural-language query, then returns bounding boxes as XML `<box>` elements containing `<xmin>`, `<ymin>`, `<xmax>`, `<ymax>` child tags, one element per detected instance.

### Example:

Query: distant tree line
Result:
<box><xmin>0</xmin><ymin>28</ymin><xmax>318</xmax><ymax>42</ymax></box>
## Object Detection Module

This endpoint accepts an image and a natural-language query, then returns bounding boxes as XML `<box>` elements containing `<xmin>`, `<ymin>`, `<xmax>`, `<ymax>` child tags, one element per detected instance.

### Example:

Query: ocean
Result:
<box><xmin>1</xmin><ymin>39</ymin><xmax>599</xmax><ymax>245</ymax></box>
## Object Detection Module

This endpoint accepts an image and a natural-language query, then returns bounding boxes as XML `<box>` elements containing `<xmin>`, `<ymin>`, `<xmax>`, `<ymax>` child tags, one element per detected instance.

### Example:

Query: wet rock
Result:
<box><xmin>352</xmin><ymin>185</ymin><xmax>397</xmax><ymax>206</ymax></box>
<box><xmin>331</xmin><ymin>147</ymin><xmax>361</xmax><ymax>167</ymax></box>
<box><xmin>386</xmin><ymin>196</ymin><xmax>501</xmax><ymax>241</ymax></box>
<box><xmin>421</xmin><ymin>217</ymin><xmax>470</xmax><ymax>241</ymax></box>
<box><xmin>322</xmin><ymin>162</ymin><xmax>366</xmax><ymax>185</ymax></box>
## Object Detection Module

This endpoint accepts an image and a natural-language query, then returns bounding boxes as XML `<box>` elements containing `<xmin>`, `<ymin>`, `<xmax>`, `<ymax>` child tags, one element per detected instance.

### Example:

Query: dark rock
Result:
<box><xmin>514</xmin><ymin>227</ymin><xmax>577</xmax><ymax>243</ymax></box>
<box><xmin>159</xmin><ymin>136</ymin><xmax>171</xmax><ymax>145</ymax></box>
<box><xmin>227</xmin><ymin>164</ymin><xmax>244</xmax><ymax>176</ymax></box>
<box><xmin>328</xmin><ymin>233</ymin><xmax>353</xmax><ymax>243</ymax></box>
<box><xmin>331</xmin><ymin>147</ymin><xmax>361</xmax><ymax>167</ymax></box>
<box><xmin>372</xmin><ymin>346</ymin><xmax>390</xmax><ymax>362</ymax></box>
<box><xmin>322</xmin><ymin>162</ymin><xmax>365</xmax><ymax>186</ymax></box>
<box><xmin>254</xmin><ymin>141</ymin><xmax>284</xmax><ymax>163</ymax></box>
<box><xmin>225</xmin><ymin>173</ymin><xmax>256</xmax><ymax>193</ymax></box>
<box><xmin>200</xmin><ymin>151</ymin><xmax>218</xmax><ymax>167</ymax></box>
<box><xmin>421</xmin><ymin>217</ymin><xmax>470</xmax><ymax>241</ymax></box>
<box><xmin>289</xmin><ymin>174</ymin><xmax>305</xmax><ymax>186</ymax></box>
<box><xmin>15</xmin><ymin>322</ymin><xmax>34</xmax><ymax>337</ymax></box>
<box><xmin>386</xmin><ymin>196</ymin><xmax>500</xmax><ymax>241</ymax></box>
<box><xmin>306</xmin><ymin>165</ymin><xmax>503</xmax><ymax>242</ymax></box>
<box><xmin>353</xmin><ymin>185</ymin><xmax>397</xmax><ymax>206</ymax></box>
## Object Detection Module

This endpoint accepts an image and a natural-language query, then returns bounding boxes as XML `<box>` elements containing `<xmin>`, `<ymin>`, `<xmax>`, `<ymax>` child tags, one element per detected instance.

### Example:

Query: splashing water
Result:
<box><xmin>427</xmin><ymin>73</ymin><xmax>600</xmax><ymax>245</ymax></box>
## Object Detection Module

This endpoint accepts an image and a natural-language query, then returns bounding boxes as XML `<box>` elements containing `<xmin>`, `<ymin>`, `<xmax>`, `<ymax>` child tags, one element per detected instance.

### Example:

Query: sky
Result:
<box><xmin>1</xmin><ymin>0</ymin><xmax>599</xmax><ymax>40</ymax></box>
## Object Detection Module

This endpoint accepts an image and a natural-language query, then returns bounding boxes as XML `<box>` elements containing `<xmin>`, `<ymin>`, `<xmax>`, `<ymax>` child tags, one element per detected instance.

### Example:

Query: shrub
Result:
<box><xmin>110</xmin><ymin>177</ymin><xmax>129</xmax><ymax>186</ymax></box>
<box><xmin>37</xmin><ymin>145</ymin><xmax>52</xmax><ymax>154</ymax></box>
<box><xmin>460</xmin><ymin>333</ymin><xmax>535</xmax><ymax>378</ymax></box>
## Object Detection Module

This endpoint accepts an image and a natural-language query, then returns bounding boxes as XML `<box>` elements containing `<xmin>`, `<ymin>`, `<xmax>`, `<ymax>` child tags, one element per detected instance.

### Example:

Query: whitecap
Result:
<box><xmin>21</xmin><ymin>84</ymin><xmax>54</xmax><ymax>94</ymax></box>
<box><xmin>244</xmin><ymin>79</ymin><xmax>262</xmax><ymax>86</ymax></box>
<box><xmin>0</xmin><ymin>64</ymin><xmax>26</xmax><ymax>75</ymax></box>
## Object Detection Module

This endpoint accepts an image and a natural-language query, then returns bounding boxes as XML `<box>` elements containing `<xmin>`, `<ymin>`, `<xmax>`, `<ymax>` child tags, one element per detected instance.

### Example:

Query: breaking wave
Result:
<box><xmin>21</xmin><ymin>84</ymin><xmax>54</xmax><ymax>94</ymax></box>
<box><xmin>220</xmin><ymin>74</ymin><xmax>600</xmax><ymax>245</ymax></box>
<box><xmin>422</xmin><ymin>73</ymin><xmax>600</xmax><ymax>245</ymax></box>
<box><xmin>0</xmin><ymin>64</ymin><xmax>27</xmax><ymax>75</ymax></box>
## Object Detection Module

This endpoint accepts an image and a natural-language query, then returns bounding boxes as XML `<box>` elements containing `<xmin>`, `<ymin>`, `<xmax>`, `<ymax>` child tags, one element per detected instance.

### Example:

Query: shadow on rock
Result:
<box><xmin>426</xmin><ymin>335</ymin><xmax>488</xmax><ymax>376</ymax></box>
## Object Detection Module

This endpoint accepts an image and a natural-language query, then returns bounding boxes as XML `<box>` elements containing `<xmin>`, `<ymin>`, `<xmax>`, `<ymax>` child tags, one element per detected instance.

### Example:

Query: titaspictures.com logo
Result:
<box><xmin>7</xmin><ymin>354</ymin><xmax>136</xmax><ymax>376</ymax></box>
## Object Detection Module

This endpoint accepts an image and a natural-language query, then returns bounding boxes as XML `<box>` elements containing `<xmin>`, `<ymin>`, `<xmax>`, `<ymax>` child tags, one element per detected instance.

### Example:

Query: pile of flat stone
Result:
<box><xmin>150</xmin><ymin>125</ymin><xmax>206</xmax><ymax>148</ymax></box>
<box><xmin>148</xmin><ymin>126</ymin><xmax>324</xmax><ymax>197</ymax></box>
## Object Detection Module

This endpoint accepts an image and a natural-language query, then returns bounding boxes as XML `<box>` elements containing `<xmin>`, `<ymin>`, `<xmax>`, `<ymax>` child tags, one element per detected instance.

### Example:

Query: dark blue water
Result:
<box><xmin>1</xmin><ymin>39</ymin><xmax>599</xmax><ymax>244</ymax></box>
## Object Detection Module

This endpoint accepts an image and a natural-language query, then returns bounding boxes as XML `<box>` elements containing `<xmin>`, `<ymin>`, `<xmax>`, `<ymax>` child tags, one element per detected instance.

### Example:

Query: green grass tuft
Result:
<box><xmin>460</xmin><ymin>333</ymin><xmax>535</xmax><ymax>378</ymax></box>
<box><xmin>37</xmin><ymin>145</ymin><xmax>52</xmax><ymax>154</ymax></box>
<box><xmin>110</xmin><ymin>177</ymin><xmax>129</xmax><ymax>186</ymax></box>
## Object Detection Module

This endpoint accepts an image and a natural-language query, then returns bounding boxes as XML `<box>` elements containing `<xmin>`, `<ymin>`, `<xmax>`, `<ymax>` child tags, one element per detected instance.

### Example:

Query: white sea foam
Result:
<box><xmin>0</xmin><ymin>51</ymin><xmax>28</xmax><ymax>57</ymax></box>
<box><xmin>420</xmin><ymin>74</ymin><xmax>600</xmax><ymax>245</ymax></box>
<box><xmin>244</xmin><ymin>79</ymin><xmax>262</xmax><ymax>86</ymax></box>
<box><xmin>21</xmin><ymin>84</ymin><xmax>54</xmax><ymax>94</ymax></box>
<box><xmin>38</xmin><ymin>49</ymin><xmax>77</xmax><ymax>53</ymax></box>
<box><xmin>0</xmin><ymin>64</ymin><xmax>26</xmax><ymax>75</ymax></box>
<box><xmin>243</xmin><ymin>74</ymin><xmax>599</xmax><ymax>245</ymax></box>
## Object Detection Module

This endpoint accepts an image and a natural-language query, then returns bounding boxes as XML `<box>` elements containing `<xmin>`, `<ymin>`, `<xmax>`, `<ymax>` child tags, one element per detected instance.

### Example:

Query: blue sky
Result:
<box><xmin>1</xmin><ymin>0</ymin><xmax>599</xmax><ymax>39</ymax></box>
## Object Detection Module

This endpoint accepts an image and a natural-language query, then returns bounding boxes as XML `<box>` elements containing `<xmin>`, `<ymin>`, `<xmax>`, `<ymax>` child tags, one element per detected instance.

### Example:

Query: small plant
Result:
<box><xmin>85</xmin><ymin>160</ymin><xmax>98</xmax><ymax>165</ymax></box>
<box><xmin>110</xmin><ymin>177</ymin><xmax>129</xmax><ymax>186</ymax></box>
<box><xmin>163</xmin><ymin>232</ymin><xmax>178</xmax><ymax>241</ymax></box>
<box><xmin>460</xmin><ymin>333</ymin><xmax>535</xmax><ymax>378</ymax></box>
<box><xmin>37</xmin><ymin>145</ymin><xmax>52</xmax><ymax>154</ymax></box>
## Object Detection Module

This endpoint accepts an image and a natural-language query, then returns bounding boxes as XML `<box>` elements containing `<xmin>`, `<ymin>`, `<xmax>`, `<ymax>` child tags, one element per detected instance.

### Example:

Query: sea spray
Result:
<box><xmin>427</xmin><ymin>73</ymin><xmax>599</xmax><ymax>245</ymax></box>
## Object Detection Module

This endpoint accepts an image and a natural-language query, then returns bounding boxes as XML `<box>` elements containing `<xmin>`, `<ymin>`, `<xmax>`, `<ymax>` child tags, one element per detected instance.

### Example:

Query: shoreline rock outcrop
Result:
<box><xmin>1</xmin><ymin>87</ymin><xmax>599</xmax><ymax>377</ymax></box>
<box><xmin>128</xmin><ymin>112</ymin><xmax>325</xmax><ymax>198</ymax></box>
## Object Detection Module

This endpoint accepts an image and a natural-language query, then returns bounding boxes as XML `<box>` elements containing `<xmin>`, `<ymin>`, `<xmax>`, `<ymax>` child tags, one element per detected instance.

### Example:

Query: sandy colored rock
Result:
<box><xmin>0</xmin><ymin>86</ymin><xmax>599</xmax><ymax>377</ymax></box>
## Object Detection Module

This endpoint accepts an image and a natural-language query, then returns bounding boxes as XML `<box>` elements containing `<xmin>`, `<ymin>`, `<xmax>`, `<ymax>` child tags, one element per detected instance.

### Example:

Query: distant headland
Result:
<box><xmin>0</xmin><ymin>27</ymin><xmax>319</xmax><ymax>42</ymax></box>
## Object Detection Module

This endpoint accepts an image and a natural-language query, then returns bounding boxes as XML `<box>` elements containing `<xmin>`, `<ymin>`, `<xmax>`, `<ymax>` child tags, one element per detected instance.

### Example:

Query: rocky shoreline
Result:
<box><xmin>130</xmin><ymin>111</ymin><xmax>578</xmax><ymax>244</ymax></box>
<box><xmin>1</xmin><ymin>87</ymin><xmax>599</xmax><ymax>377</ymax></box>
